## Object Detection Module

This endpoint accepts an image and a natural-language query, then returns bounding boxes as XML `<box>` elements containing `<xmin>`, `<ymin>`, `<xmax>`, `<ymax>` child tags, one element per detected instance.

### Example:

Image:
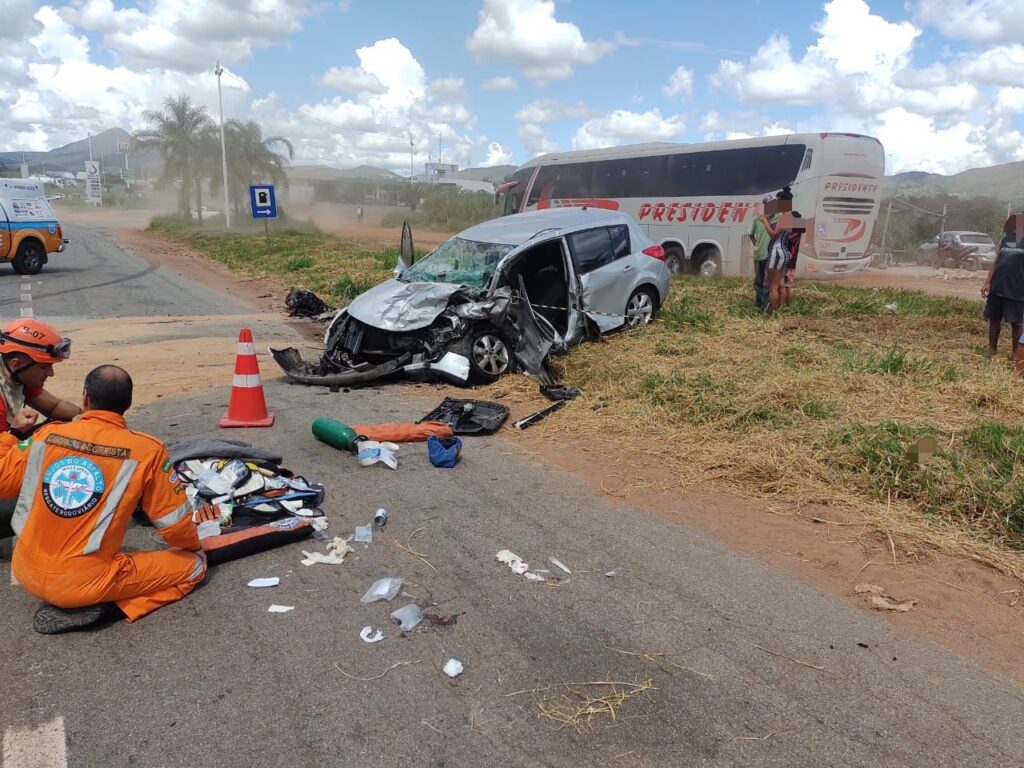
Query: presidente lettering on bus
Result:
<box><xmin>637</xmin><ymin>200</ymin><xmax>756</xmax><ymax>224</ymax></box>
<box><xmin>822</xmin><ymin>181</ymin><xmax>879</xmax><ymax>193</ymax></box>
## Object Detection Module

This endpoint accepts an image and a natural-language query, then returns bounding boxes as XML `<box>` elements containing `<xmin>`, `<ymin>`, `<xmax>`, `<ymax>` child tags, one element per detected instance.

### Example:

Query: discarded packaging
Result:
<box><xmin>354</xmin><ymin>525</ymin><xmax>373</xmax><ymax>544</ymax></box>
<box><xmin>604</xmin><ymin>567</ymin><xmax>623</xmax><ymax>578</ymax></box>
<box><xmin>443</xmin><ymin>659</ymin><xmax>464</xmax><ymax>678</ymax></box>
<box><xmin>871</xmin><ymin>596</ymin><xmax>917</xmax><ymax>612</ymax></box>
<box><xmin>549</xmin><ymin>557</ymin><xmax>572</xmax><ymax>574</ymax></box>
<box><xmin>247</xmin><ymin>577</ymin><xmax>280</xmax><ymax>588</ymax></box>
<box><xmin>524</xmin><ymin>572</ymin><xmax>546</xmax><ymax>582</ymax></box>
<box><xmin>267</xmin><ymin>604</ymin><xmax>294</xmax><ymax>613</ymax></box>
<box><xmin>390</xmin><ymin>603</ymin><xmax>424</xmax><ymax>631</ymax></box>
<box><xmin>374</xmin><ymin>508</ymin><xmax>388</xmax><ymax>528</ymax></box>
<box><xmin>360</xmin><ymin>577</ymin><xmax>403</xmax><ymax>603</ymax></box>
<box><xmin>360</xmin><ymin>626</ymin><xmax>384</xmax><ymax>644</ymax></box>
<box><xmin>357</xmin><ymin>441</ymin><xmax>399</xmax><ymax>470</ymax></box>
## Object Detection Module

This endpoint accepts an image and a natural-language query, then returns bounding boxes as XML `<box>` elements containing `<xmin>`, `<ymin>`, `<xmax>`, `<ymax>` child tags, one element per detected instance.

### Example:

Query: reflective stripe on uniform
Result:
<box><xmin>152</xmin><ymin>501</ymin><xmax>192</xmax><ymax>530</ymax></box>
<box><xmin>11</xmin><ymin>442</ymin><xmax>45</xmax><ymax>536</ymax></box>
<box><xmin>188</xmin><ymin>551</ymin><xmax>206</xmax><ymax>582</ymax></box>
<box><xmin>83</xmin><ymin>459</ymin><xmax>138</xmax><ymax>555</ymax></box>
<box><xmin>232</xmin><ymin>374</ymin><xmax>262</xmax><ymax>388</ymax></box>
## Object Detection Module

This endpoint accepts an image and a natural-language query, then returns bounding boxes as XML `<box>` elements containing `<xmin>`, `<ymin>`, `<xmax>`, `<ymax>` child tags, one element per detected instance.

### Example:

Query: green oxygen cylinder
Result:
<box><xmin>312</xmin><ymin>417</ymin><xmax>358</xmax><ymax>452</ymax></box>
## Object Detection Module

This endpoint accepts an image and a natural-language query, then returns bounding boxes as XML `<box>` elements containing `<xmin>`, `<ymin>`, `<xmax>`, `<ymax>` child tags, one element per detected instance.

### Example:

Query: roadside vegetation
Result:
<box><xmin>150</xmin><ymin>222</ymin><xmax>1024</xmax><ymax>580</ymax></box>
<box><xmin>381</xmin><ymin>185</ymin><xmax>500</xmax><ymax>232</ymax></box>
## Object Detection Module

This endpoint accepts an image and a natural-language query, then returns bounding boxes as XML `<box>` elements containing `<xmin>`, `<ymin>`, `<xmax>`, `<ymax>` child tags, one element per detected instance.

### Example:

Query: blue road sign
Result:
<box><xmin>249</xmin><ymin>184</ymin><xmax>277</xmax><ymax>219</ymax></box>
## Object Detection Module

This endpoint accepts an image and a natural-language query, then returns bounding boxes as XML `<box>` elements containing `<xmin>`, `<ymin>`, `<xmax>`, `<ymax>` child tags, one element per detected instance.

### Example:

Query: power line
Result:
<box><xmin>887</xmin><ymin>197</ymin><xmax>944</xmax><ymax>217</ymax></box>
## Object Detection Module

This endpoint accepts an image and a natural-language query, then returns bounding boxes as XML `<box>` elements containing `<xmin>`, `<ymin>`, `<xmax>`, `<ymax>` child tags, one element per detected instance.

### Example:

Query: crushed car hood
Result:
<box><xmin>347</xmin><ymin>280</ymin><xmax>465</xmax><ymax>332</ymax></box>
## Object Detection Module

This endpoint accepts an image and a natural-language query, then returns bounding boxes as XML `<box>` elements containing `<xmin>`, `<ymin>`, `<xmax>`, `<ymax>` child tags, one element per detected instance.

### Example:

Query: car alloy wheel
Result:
<box><xmin>471</xmin><ymin>333</ymin><xmax>510</xmax><ymax>377</ymax></box>
<box><xmin>626</xmin><ymin>289</ymin><xmax>655</xmax><ymax>326</ymax></box>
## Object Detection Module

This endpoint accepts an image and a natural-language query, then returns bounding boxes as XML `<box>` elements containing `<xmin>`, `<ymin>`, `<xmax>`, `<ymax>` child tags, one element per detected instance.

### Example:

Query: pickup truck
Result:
<box><xmin>0</xmin><ymin>180</ymin><xmax>66</xmax><ymax>275</ymax></box>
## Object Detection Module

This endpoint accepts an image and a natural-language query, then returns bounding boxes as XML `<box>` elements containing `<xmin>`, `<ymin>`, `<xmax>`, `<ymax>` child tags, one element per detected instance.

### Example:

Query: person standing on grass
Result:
<box><xmin>982</xmin><ymin>212</ymin><xmax>1024</xmax><ymax>360</ymax></box>
<box><xmin>749</xmin><ymin>194</ymin><xmax>778</xmax><ymax>310</ymax></box>
<box><xmin>765</xmin><ymin>210</ymin><xmax>803</xmax><ymax>314</ymax></box>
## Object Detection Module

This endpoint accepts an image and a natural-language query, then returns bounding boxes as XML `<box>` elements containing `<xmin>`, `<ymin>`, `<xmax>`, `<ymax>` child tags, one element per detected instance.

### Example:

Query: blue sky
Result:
<box><xmin>2</xmin><ymin>0</ymin><xmax>1023</xmax><ymax>175</ymax></box>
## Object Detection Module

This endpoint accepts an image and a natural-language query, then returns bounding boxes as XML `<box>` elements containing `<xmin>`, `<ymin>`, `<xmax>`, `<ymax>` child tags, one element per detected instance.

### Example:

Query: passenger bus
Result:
<box><xmin>496</xmin><ymin>133</ymin><xmax>884</xmax><ymax>279</ymax></box>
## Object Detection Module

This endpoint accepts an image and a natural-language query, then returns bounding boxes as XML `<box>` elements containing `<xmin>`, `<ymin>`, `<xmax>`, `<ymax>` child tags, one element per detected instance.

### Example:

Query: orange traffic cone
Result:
<box><xmin>220</xmin><ymin>328</ymin><xmax>275</xmax><ymax>428</ymax></box>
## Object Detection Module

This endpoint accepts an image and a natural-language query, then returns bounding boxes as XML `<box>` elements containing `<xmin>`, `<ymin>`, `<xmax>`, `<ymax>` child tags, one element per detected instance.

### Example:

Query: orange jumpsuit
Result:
<box><xmin>0</xmin><ymin>410</ymin><xmax>206</xmax><ymax>622</ymax></box>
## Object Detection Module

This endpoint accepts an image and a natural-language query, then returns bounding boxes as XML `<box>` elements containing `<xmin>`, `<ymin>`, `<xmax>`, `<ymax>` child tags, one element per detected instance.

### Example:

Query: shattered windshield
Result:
<box><xmin>402</xmin><ymin>236</ymin><xmax>513</xmax><ymax>290</ymax></box>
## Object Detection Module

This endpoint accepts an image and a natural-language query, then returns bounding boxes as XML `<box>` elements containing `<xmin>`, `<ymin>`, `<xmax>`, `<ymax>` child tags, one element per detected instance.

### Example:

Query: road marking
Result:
<box><xmin>20</xmin><ymin>293</ymin><xmax>31</xmax><ymax>302</ymax></box>
<box><xmin>2</xmin><ymin>716</ymin><xmax>68</xmax><ymax>768</ymax></box>
<box><xmin>19</xmin><ymin>307</ymin><xmax>33</xmax><ymax>318</ymax></box>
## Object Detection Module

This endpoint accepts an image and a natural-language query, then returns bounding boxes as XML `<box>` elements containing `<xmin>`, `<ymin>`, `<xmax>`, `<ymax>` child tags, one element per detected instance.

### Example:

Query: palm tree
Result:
<box><xmin>212</xmin><ymin>120</ymin><xmax>294</xmax><ymax>217</ymax></box>
<box><xmin>133</xmin><ymin>95</ymin><xmax>214</xmax><ymax>219</ymax></box>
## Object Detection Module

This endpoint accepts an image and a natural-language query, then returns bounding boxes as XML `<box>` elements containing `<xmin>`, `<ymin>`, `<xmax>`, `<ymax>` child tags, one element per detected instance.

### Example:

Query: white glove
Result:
<box><xmin>356</xmin><ymin>440</ymin><xmax>399</xmax><ymax>470</ymax></box>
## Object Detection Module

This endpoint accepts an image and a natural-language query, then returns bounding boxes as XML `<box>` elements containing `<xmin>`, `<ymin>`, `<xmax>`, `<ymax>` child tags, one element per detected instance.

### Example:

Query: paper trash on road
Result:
<box><xmin>443</xmin><ymin>659</ymin><xmax>464</xmax><ymax>678</ymax></box>
<box><xmin>360</xmin><ymin>577</ymin><xmax>403</xmax><ymax>603</ymax></box>
<box><xmin>354</xmin><ymin>525</ymin><xmax>373</xmax><ymax>544</ymax></box>
<box><xmin>268</xmin><ymin>605</ymin><xmax>294</xmax><ymax>613</ymax></box>
<box><xmin>548</xmin><ymin>557</ymin><xmax>572</xmax><ymax>574</ymax></box>
<box><xmin>360</xmin><ymin>626</ymin><xmax>384</xmax><ymax>643</ymax></box>
<box><xmin>247</xmin><ymin>577</ymin><xmax>280</xmax><ymax>588</ymax></box>
<box><xmin>871</xmin><ymin>596</ymin><xmax>918</xmax><ymax>612</ymax></box>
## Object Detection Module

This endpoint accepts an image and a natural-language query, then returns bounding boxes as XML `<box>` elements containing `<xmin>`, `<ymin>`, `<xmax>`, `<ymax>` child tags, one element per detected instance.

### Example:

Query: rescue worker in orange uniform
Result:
<box><xmin>0</xmin><ymin>364</ymin><xmax>206</xmax><ymax>634</ymax></box>
<box><xmin>0</xmin><ymin>318</ymin><xmax>82</xmax><ymax>537</ymax></box>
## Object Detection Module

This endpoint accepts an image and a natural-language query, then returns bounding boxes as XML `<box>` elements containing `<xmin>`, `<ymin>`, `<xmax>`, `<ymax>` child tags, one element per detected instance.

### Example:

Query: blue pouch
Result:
<box><xmin>427</xmin><ymin>435</ymin><xmax>463</xmax><ymax>468</ymax></box>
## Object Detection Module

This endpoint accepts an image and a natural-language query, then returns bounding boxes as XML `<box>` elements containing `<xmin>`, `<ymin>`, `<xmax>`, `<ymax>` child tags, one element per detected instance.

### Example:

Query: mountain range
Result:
<box><xmin>2</xmin><ymin>130</ymin><xmax>1021</xmax><ymax>203</ymax></box>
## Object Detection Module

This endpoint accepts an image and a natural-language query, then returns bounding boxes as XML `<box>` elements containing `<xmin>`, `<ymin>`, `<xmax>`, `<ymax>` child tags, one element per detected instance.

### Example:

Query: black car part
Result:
<box><xmin>418</xmin><ymin>397</ymin><xmax>510</xmax><ymax>435</ymax></box>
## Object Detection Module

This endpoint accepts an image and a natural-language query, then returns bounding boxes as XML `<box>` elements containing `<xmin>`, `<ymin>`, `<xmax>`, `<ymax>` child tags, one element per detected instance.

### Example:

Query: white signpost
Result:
<box><xmin>84</xmin><ymin>161</ymin><xmax>102</xmax><ymax>206</ymax></box>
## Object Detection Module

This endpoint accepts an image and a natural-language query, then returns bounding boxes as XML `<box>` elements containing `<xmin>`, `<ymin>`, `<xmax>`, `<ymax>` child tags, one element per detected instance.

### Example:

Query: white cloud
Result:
<box><xmin>962</xmin><ymin>44</ymin><xmax>1024</xmax><ymax>86</ymax></box>
<box><xmin>428</xmin><ymin>77</ymin><xmax>466</xmax><ymax>102</ymax></box>
<box><xmin>482</xmin><ymin>141</ymin><xmax>513</xmax><ymax>166</ymax></box>
<box><xmin>59</xmin><ymin>0</ymin><xmax>315</xmax><ymax>73</ymax></box>
<box><xmin>897</xmin><ymin>83</ymin><xmax>979</xmax><ymax>115</ymax></box>
<box><xmin>481</xmin><ymin>76</ymin><xmax>517</xmax><ymax>91</ymax></box>
<box><xmin>711</xmin><ymin>34</ymin><xmax>832</xmax><ymax>105</ymax></box>
<box><xmin>466</xmin><ymin>0</ymin><xmax>616</xmax><ymax>82</ymax></box>
<box><xmin>914</xmin><ymin>0</ymin><xmax>1024</xmax><ymax>43</ymax></box>
<box><xmin>663</xmin><ymin>66</ymin><xmax>693</xmax><ymax>100</ymax></box>
<box><xmin>513</xmin><ymin>98</ymin><xmax>590</xmax><ymax>123</ymax></box>
<box><xmin>518</xmin><ymin>123</ymin><xmax>559</xmax><ymax>155</ymax></box>
<box><xmin>871</xmin><ymin>108</ymin><xmax>988</xmax><ymax>174</ymax></box>
<box><xmin>571</xmin><ymin>109</ymin><xmax>685</xmax><ymax>150</ymax></box>
<box><xmin>995</xmin><ymin>86</ymin><xmax>1024</xmax><ymax>114</ymax></box>
<box><xmin>320</xmin><ymin>65</ymin><xmax>385</xmax><ymax>94</ymax></box>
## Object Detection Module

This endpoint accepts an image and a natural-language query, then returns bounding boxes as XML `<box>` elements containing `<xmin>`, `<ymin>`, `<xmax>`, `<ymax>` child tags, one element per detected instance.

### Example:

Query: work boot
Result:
<box><xmin>33</xmin><ymin>603</ymin><xmax>123</xmax><ymax>635</ymax></box>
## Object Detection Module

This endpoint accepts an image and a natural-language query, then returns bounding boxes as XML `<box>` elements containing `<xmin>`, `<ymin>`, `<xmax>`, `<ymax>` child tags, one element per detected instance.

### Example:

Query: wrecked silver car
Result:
<box><xmin>272</xmin><ymin>208</ymin><xmax>672</xmax><ymax>387</ymax></box>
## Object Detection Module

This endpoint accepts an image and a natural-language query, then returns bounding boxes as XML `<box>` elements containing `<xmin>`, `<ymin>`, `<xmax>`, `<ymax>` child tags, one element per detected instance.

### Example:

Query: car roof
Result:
<box><xmin>457</xmin><ymin>208</ymin><xmax>635</xmax><ymax>245</ymax></box>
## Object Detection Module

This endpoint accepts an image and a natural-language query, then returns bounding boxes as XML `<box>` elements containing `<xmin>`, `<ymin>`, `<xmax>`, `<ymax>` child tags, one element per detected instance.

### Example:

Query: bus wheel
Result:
<box><xmin>664</xmin><ymin>245</ymin><xmax>684</xmax><ymax>276</ymax></box>
<box><xmin>697</xmin><ymin>248</ymin><xmax>721</xmax><ymax>277</ymax></box>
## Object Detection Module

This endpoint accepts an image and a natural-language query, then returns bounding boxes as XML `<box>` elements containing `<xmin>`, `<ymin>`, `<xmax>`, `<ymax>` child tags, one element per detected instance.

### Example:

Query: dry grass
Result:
<box><xmin>532</xmin><ymin>679</ymin><xmax>656</xmax><ymax>731</ymax></box>
<box><xmin>482</xmin><ymin>277</ymin><xmax>1024</xmax><ymax>582</ymax></box>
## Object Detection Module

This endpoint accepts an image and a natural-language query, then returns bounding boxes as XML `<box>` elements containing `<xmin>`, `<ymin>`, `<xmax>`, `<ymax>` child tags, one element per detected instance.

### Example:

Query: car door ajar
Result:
<box><xmin>569</xmin><ymin>225</ymin><xmax>636</xmax><ymax>333</ymax></box>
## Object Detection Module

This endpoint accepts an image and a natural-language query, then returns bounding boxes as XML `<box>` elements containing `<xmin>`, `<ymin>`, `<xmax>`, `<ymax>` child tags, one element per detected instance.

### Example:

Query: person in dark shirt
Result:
<box><xmin>982</xmin><ymin>213</ymin><xmax>1024</xmax><ymax>359</ymax></box>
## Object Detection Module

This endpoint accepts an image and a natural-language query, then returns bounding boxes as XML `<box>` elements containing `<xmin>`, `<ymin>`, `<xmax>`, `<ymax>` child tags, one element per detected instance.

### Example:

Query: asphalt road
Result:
<box><xmin>2</xmin><ymin>223</ymin><xmax>1023</xmax><ymax>767</ymax></box>
<box><xmin>0</xmin><ymin>220</ymin><xmax>252</xmax><ymax>322</ymax></box>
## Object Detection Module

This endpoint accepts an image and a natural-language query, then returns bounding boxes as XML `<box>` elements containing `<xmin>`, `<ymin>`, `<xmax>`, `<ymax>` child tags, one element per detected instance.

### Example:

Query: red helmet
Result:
<box><xmin>0</xmin><ymin>319</ymin><xmax>71</xmax><ymax>364</ymax></box>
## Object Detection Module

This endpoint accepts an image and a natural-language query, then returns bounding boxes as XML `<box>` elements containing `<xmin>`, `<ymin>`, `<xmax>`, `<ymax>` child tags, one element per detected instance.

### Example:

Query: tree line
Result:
<box><xmin>133</xmin><ymin>95</ymin><xmax>292</xmax><ymax>221</ymax></box>
<box><xmin>872</xmin><ymin>193</ymin><xmax>1013</xmax><ymax>255</ymax></box>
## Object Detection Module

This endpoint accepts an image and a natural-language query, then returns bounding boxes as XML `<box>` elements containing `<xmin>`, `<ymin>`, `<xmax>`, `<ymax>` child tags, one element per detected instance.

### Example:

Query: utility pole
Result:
<box><xmin>879</xmin><ymin>197</ymin><xmax>893</xmax><ymax>265</ymax></box>
<box><xmin>940</xmin><ymin>203</ymin><xmax>947</xmax><ymax>235</ymax></box>
<box><xmin>215</xmin><ymin>62</ymin><xmax>231</xmax><ymax>228</ymax></box>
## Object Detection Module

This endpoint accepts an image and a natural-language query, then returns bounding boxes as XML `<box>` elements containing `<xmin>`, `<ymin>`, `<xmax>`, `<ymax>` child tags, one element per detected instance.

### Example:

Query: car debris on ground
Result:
<box><xmin>285</xmin><ymin>289</ymin><xmax>330</xmax><ymax>318</ymax></box>
<box><xmin>418</xmin><ymin>397</ymin><xmax>509</xmax><ymax>435</ymax></box>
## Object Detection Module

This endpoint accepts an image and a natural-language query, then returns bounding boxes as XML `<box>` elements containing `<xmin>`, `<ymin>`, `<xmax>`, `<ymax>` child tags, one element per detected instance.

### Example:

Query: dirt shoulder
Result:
<box><xmin>835</xmin><ymin>264</ymin><xmax>986</xmax><ymax>300</ymax></box>
<box><xmin>116</xmin><ymin>223</ymin><xmax>1024</xmax><ymax>689</ymax></box>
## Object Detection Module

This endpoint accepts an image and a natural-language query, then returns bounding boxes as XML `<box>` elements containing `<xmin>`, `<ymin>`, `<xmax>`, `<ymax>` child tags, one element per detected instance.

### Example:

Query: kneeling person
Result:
<box><xmin>0</xmin><ymin>365</ymin><xmax>206</xmax><ymax>634</ymax></box>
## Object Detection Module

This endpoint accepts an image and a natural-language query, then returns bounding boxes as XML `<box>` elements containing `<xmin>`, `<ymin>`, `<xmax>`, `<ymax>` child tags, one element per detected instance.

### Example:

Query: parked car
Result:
<box><xmin>919</xmin><ymin>231</ymin><xmax>997</xmax><ymax>269</ymax></box>
<box><xmin>190</xmin><ymin>206</ymin><xmax>221</xmax><ymax>220</ymax></box>
<box><xmin>273</xmin><ymin>208</ymin><xmax>672</xmax><ymax>387</ymax></box>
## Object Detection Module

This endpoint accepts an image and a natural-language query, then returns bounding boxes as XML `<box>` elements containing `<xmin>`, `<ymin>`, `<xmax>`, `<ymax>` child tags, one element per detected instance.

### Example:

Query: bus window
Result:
<box><xmin>527</xmin><ymin>164</ymin><xmax>591</xmax><ymax>207</ymax></box>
